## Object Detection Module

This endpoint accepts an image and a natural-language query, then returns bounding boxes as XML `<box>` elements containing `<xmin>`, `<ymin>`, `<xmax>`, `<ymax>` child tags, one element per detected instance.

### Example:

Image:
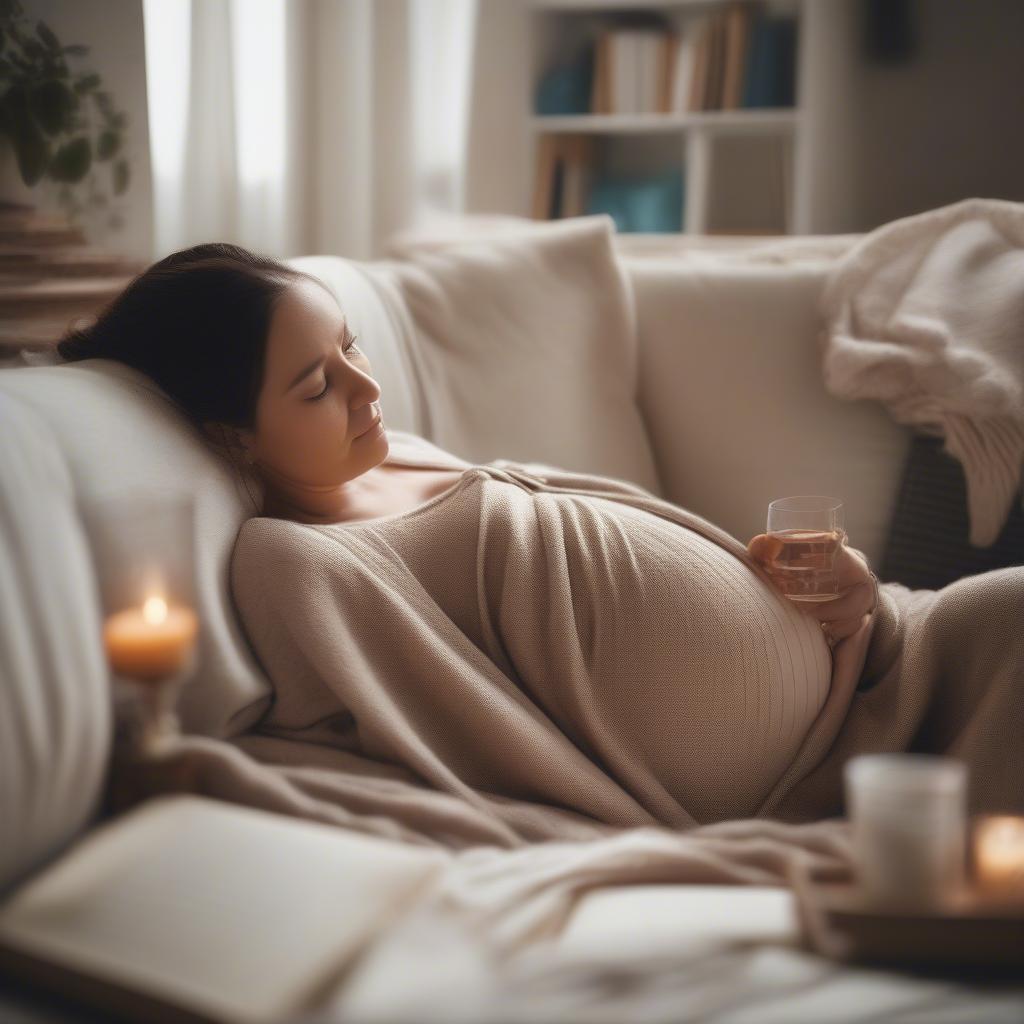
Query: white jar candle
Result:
<box><xmin>844</xmin><ymin>754</ymin><xmax>968</xmax><ymax>911</ymax></box>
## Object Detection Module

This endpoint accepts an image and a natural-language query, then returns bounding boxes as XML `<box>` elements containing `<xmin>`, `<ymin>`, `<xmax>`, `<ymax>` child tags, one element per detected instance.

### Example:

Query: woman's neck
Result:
<box><xmin>258</xmin><ymin>461</ymin><xmax>375</xmax><ymax>524</ymax></box>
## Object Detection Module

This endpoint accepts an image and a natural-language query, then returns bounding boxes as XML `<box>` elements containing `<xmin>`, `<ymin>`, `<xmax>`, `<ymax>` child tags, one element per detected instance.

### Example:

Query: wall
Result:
<box><xmin>807</xmin><ymin>0</ymin><xmax>1024</xmax><ymax>233</ymax></box>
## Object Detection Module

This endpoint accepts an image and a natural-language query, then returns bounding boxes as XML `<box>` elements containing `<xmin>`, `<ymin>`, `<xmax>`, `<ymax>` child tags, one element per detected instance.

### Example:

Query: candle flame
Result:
<box><xmin>142</xmin><ymin>595</ymin><xmax>168</xmax><ymax>625</ymax></box>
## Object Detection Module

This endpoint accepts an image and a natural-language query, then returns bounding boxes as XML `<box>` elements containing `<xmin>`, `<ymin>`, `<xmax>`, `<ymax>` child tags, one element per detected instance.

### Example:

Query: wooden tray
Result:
<box><xmin>790</xmin><ymin>860</ymin><xmax>1024</xmax><ymax>973</ymax></box>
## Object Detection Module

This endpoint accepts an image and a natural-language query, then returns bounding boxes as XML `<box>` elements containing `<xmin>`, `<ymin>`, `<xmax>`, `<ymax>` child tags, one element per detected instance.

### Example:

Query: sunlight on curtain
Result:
<box><xmin>410</xmin><ymin>0</ymin><xmax>477</xmax><ymax>218</ymax></box>
<box><xmin>230</xmin><ymin>0</ymin><xmax>287</xmax><ymax>251</ymax></box>
<box><xmin>144</xmin><ymin>0</ymin><xmax>478</xmax><ymax>259</ymax></box>
<box><xmin>142</xmin><ymin>0</ymin><xmax>190</xmax><ymax>258</ymax></box>
<box><xmin>143</xmin><ymin>0</ymin><xmax>287</xmax><ymax>256</ymax></box>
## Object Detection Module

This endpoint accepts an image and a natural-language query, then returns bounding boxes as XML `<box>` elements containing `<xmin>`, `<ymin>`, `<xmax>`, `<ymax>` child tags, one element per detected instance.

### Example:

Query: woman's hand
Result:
<box><xmin>746</xmin><ymin>533</ymin><xmax>879</xmax><ymax>645</ymax></box>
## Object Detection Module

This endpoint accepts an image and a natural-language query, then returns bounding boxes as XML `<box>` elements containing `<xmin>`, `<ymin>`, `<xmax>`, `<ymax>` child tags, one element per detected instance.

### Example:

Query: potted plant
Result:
<box><xmin>0</xmin><ymin>0</ymin><xmax>131</xmax><ymax>231</ymax></box>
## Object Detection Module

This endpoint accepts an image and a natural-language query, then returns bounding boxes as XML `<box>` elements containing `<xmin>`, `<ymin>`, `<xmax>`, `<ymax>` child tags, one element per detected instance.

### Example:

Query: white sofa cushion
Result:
<box><xmin>0</xmin><ymin>360</ymin><xmax>273</xmax><ymax>739</ymax></box>
<box><xmin>630</xmin><ymin>259</ymin><xmax>912</xmax><ymax>570</ymax></box>
<box><xmin>376</xmin><ymin>214</ymin><xmax>662</xmax><ymax>494</ymax></box>
<box><xmin>0</xmin><ymin>395</ymin><xmax>110</xmax><ymax>893</ymax></box>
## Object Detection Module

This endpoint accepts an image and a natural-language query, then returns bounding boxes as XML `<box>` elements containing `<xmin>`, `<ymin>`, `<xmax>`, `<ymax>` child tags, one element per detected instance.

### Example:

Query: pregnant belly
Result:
<box><xmin>545</xmin><ymin>495</ymin><xmax>833</xmax><ymax>823</ymax></box>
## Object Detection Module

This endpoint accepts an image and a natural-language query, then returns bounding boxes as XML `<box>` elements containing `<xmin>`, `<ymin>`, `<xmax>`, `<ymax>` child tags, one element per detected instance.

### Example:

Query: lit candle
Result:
<box><xmin>103</xmin><ymin>594</ymin><xmax>199</xmax><ymax>681</ymax></box>
<box><xmin>973</xmin><ymin>816</ymin><xmax>1024</xmax><ymax>898</ymax></box>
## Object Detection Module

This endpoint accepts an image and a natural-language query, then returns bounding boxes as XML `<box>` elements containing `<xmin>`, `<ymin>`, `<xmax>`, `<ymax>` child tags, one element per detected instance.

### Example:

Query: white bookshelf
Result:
<box><xmin>529</xmin><ymin>0</ymin><xmax>808</xmax><ymax>235</ymax></box>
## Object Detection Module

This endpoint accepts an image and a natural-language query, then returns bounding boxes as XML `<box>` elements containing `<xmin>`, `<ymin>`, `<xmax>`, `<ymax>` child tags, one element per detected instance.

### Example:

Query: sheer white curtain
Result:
<box><xmin>143</xmin><ymin>0</ymin><xmax>477</xmax><ymax>262</ymax></box>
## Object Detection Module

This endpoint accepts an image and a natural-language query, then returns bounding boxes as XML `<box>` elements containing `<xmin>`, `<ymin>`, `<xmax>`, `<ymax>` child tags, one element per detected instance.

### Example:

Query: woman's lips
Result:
<box><xmin>355</xmin><ymin>411</ymin><xmax>383</xmax><ymax>439</ymax></box>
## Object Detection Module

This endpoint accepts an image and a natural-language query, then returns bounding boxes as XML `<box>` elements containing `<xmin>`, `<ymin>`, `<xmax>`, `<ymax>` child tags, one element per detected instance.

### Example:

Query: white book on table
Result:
<box><xmin>0</xmin><ymin>795</ymin><xmax>448</xmax><ymax>1024</ymax></box>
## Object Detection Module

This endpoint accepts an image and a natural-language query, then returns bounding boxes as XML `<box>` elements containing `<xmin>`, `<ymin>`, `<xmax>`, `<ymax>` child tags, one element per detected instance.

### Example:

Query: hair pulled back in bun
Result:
<box><xmin>57</xmin><ymin>241</ymin><xmax>320</xmax><ymax>431</ymax></box>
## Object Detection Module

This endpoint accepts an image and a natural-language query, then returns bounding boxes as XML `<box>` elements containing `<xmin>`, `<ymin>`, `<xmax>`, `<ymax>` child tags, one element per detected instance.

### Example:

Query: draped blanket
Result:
<box><xmin>168</xmin><ymin>437</ymin><xmax>1023</xmax><ymax>849</ymax></box>
<box><xmin>820</xmin><ymin>197</ymin><xmax>1024</xmax><ymax>547</ymax></box>
<box><xmin>112</xmin><ymin>444</ymin><xmax>1023</xmax><ymax>1019</ymax></box>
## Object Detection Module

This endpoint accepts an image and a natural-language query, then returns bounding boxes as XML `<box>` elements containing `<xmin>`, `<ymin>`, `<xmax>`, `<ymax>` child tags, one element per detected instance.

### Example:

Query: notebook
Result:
<box><xmin>0</xmin><ymin>795</ymin><xmax>449</xmax><ymax>1023</ymax></box>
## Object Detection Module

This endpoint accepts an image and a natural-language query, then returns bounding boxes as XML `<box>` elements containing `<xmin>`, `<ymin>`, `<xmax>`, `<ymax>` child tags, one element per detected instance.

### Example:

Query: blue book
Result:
<box><xmin>742</xmin><ymin>15</ymin><xmax>796</xmax><ymax>108</ymax></box>
<box><xmin>586</xmin><ymin>169</ymin><xmax>685</xmax><ymax>233</ymax></box>
<box><xmin>535</xmin><ymin>47</ymin><xmax>594</xmax><ymax>115</ymax></box>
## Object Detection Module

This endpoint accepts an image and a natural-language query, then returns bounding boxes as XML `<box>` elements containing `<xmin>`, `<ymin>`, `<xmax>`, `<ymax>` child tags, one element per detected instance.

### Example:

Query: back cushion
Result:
<box><xmin>371</xmin><ymin>214</ymin><xmax>662</xmax><ymax>493</ymax></box>
<box><xmin>0</xmin><ymin>396</ymin><xmax>109</xmax><ymax>893</ymax></box>
<box><xmin>0</xmin><ymin>360</ymin><xmax>273</xmax><ymax>738</ymax></box>
<box><xmin>629</xmin><ymin>259</ymin><xmax>912</xmax><ymax>570</ymax></box>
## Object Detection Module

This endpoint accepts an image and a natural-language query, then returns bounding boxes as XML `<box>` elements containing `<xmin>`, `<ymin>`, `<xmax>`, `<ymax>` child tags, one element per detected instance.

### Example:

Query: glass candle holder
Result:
<box><xmin>84</xmin><ymin>491</ymin><xmax>200</xmax><ymax>758</ymax></box>
<box><xmin>766</xmin><ymin>496</ymin><xmax>846</xmax><ymax>602</ymax></box>
<box><xmin>844</xmin><ymin>753</ymin><xmax>968</xmax><ymax>912</ymax></box>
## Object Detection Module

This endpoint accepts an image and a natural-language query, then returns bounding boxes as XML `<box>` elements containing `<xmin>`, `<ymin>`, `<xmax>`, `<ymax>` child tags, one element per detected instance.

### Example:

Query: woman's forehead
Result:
<box><xmin>266</xmin><ymin>280</ymin><xmax>345</xmax><ymax>370</ymax></box>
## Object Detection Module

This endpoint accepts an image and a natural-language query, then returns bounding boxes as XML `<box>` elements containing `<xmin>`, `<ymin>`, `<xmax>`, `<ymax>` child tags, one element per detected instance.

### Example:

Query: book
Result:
<box><xmin>703</xmin><ymin>9</ymin><xmax>727</xmax><ymax>110</ymax></box>
<box><xmin>561</xmin><ymin>136</ymin><xmax>593</xmax><ymax>218</ymax></box>
<box><xmin>671</xmin><ymin>30</ymin><xmax>696</xmax><ymax>113</ymax></box>
<box><xmin>532</xmin><ymin>134</ymin><xmax>559</xmax><ymax>220</ymax></box>
<box><xmin>610</xmin><ymin>31</ymin><xmax>634</xmax><ymax>113</ymax></box>
<box><xmin>687</xmin><ymin>15</ymin><xmax>711</xmax><ymax>112</ymax></box>
<box><xmin>550</xmin><ymin>148</ymin><xmax>566</xmax><ymax>218</ymax></box>
<box><xmin>0</xmin><ymin>795</ymin><xmax>447</xmax><ymax>1024</ymax></box>
<box><xmin>742</xmin><ymin>13</ymin><xmax>797</xmax><ymax>108</ymax></box>
<box><xmin>657</xmin><ymin>32</ymin><xmax>676</xmax><ymax>113</ymax></box>
<box><xmin>589</xmin><ymin>31</ymin><xmax>611</xmax><ymax>114</ymax></box>
<box><xmin>722</xmin><ymin>2</ymin><xmax>757</xmax><ymax>110</ymax></box>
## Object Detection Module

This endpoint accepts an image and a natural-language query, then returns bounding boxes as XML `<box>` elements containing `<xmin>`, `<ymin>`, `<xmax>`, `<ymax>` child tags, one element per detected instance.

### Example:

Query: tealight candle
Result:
<box><xmin>103</xmin><ymin>594</ymin><xmax>199</xmax><ymax>681</ymax></box>
<box><xmin>973</xmin><ymin>816</ymin><xmax>1024</xmax><ymax>899</ymax></box>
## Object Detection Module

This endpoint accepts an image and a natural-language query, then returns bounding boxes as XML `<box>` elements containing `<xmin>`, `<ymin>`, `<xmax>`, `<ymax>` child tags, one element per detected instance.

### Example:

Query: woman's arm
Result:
<box><xmin>746</xmin><ymin>533</ymin><xmax>880</xmax><ymax>645</ymax></box>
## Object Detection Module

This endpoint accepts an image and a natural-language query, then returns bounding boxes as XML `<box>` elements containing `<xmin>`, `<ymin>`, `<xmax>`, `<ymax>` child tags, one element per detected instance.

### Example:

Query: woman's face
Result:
<box><xmin>241</xmin><ymin>278</ymin><xmax>388</xmax><ymax>486</ymax></box>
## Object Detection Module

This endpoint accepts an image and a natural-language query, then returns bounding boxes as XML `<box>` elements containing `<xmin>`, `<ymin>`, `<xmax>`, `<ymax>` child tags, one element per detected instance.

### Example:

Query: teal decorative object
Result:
<box><xmin>586</xmin><ymin>169</ymin><xmax>684</xmax><ymax>233</ymax></box>
<box><xmin>585</xmin><ymin>177</ymin><xmax>633</xmax><ymax>234</ymax></box>
<box><xmin>535</xmin><ymin>46</ymin><xmax>593</xmax><ymax>116</ymax></box>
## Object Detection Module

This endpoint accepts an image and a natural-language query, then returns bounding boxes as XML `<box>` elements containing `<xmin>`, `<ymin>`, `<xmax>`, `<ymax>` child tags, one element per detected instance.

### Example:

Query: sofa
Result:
<box><xmin>2</xmin><ymin>217</ymin><xmax>1022</xmax><ymax>1023</ymax></box>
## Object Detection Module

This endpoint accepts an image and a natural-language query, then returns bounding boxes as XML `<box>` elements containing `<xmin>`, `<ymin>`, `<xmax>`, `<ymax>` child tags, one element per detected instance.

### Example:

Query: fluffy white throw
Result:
<box><xmin>820</xmin><ymin>197</ymin><xmax>1024</xmax><ymax>547</ymax></box>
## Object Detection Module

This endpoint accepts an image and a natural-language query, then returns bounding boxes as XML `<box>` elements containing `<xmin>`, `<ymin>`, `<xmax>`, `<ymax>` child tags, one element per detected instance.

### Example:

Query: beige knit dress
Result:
<box><xmin>231</xmin><ymin>429</ymin><xmax>834</xmax><ymax>828</ymax></box>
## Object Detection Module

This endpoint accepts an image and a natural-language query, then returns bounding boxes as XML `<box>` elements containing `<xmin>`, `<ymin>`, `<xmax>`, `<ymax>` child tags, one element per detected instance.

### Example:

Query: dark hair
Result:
<box><xmin>57</xmin><ymin>242</ymin><xmax>321</xmax><ymax>431</ymax></box>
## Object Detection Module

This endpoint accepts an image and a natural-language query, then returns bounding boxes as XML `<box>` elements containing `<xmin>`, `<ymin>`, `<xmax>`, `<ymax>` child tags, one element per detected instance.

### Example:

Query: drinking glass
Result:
<box><xmin>766</xmin><ymin>495</ymin><xmax>846</xmax><ymax>602</ymax></box>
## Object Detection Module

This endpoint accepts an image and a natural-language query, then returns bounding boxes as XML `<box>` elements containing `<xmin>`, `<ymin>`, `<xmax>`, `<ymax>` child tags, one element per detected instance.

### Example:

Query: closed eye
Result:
<box><xmin>305</xmin><ymin>336</ymin><xmax>361</xmax><ymax>402</ymax></box>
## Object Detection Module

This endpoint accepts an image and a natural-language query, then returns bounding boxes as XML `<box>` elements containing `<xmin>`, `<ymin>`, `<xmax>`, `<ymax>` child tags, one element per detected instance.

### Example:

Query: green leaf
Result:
<box><xmin>62</xmin><ymin>43</ymin><xmax>88</xmax><ymax>57</ymax></box>
<box><xmin>13</xmin><ymin>126</ymin><xmax>49</xmax><ymax>185</ymax></box>
<box><xmin>22</xmin><ymin>37</ymin><xmax>43</xmax><ymax>61</ymax></box>
<box><xmin>36</xmin><ymin>20</ymin><xmax>60</xmax><ymax>52</ymax></box>
<box><xmin>0</xmin><ymin>86</ymin><xmax>16</xmax><ymax>136</ymax></box>
<box><xmin>96</xmin><ymin>128</ymin><xmax>119</xmax><ymax>160</ymax></box>
<box><xmin>0</xmin><ymin>0</ymin><xmax>24</xmax><ymax>23</ymax></box>
<box><xmin>112</xmin><ymin>157</ymin><xmax>129</xmax><ymax>195</ymax></box>
<box><xmin>29</xmin><ymin>77</ymin><xmax>75</xmax><ymax>134</ymax></box>
<box><xmin>1</xmin><ymin>85</ymin><xmax>49</xmax><ymax>185</ymax></box>
<box><xmin>48</xmin><ymin>134</ymin><xmax>90</xmax><ymax>182</ymax></box>
<box><xmin>73</xmin><ymin>71</ymin><xmax>100</xmax><ymax>94</ymax></box>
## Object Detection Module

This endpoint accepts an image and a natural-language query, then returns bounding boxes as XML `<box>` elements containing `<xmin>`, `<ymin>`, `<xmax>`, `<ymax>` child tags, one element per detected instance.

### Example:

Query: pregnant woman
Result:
<box><xmin>60</xmin><ymin>243</ymin><xmax>1020</xmax><ymax>843</ymax></box>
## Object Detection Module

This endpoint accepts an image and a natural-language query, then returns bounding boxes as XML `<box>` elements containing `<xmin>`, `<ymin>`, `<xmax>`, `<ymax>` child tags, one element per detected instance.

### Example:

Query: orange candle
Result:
<box><xmin>103</xmin><ymin>595</ymin><xmax>198</xmax><ymax>681</ymax></box>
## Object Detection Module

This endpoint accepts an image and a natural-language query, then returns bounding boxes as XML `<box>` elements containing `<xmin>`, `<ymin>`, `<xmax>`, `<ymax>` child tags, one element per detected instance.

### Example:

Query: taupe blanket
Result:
<box><xmin>143</xmin><ymin>432</ymin><xmax>1022</xmax><ymax>850</ymax></box>
<box><xmin>104</xmin><ymin>443</ymin><xmax>1022</xmax><ymax>1016</ymax></box>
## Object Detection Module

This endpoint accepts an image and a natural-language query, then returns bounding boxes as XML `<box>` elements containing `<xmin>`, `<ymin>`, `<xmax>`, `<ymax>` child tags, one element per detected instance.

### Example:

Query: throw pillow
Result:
<box><xmin>372</xmin><ymin>213</ymin><xmax>662</xmax><ymax>495</ymax></box>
